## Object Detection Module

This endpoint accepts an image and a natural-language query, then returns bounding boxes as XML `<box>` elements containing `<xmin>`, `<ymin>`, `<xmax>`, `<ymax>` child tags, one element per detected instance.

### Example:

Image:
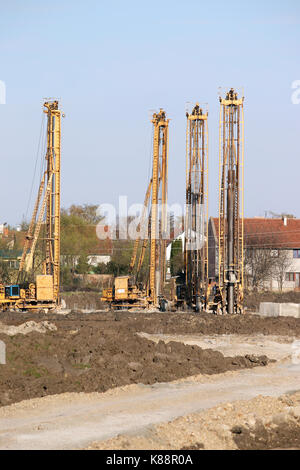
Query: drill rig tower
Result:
<box><xmin>101</xmin><ymin>109</ymin><xmax>169</xmax><ymax>311</ymax></box>
<box><xmin>184</xmin><ymin>104</ymin><xmax>208</xmax><ymax>311</ymax></box>
<box><xmin>17</xmin><ymin>100</ymin><xmax>62</xmax><ymax>309</ymax></box>
<box><xmin>218</xmin><ymin>89</ymin><xmax>244</xmax><ymax>314</ymax></box>
<box><xmin>149</xmin><ymin>109</ymin><xmax>169</xmax><ymax>308</ymax></box>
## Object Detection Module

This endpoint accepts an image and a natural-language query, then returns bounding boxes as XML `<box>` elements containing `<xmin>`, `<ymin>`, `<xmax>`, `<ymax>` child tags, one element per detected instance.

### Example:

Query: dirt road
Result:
<box><xmin>0</xmin><ymin>360</ymin><xmax>299</xmax><ymax>450</ymax></box>
<box><xmin>1</xmin><ymin>311</ymin><xmax>300</xmax><ymax>449</ymax></box>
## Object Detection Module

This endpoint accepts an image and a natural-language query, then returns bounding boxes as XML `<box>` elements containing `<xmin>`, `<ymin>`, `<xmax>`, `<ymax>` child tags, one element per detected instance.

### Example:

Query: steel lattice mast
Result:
<box><xmin>44</xmin><ymin>101</ymin><xmax>61</xmax><ymax>302</ymax></box>
<box><xmin>184</xmin><ymin>104</ymin><xmax>208</xmax><ymax>311</ymax></box>
<box><xmin>18</xmin><ymin>100</ymin><xmax>61</xmax><ymax>305</ymax></box>
<box><xmin>149</xmin><ymin>109</ymin><xmax>169</xmax><ymax>307</ymax></box>
<box><xmin>218</xmin><ymin>89</ymin><xmax>244</xmax><ymax>314</ymax></box>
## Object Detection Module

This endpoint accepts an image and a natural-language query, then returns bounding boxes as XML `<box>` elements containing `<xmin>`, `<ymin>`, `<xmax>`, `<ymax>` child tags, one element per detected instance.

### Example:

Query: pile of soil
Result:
<box><xmin>0</xmin><ymin>311</ymin><xmax>275</xmax><ymax>407</ymax></box>
<box><xmin>89</xmin><ymin>392</ymin><xmax>300</xmax><ymax>450</ymax></box>
<box><xmin>61</xmin><ymin>292</ymin><xmax>105</xmax><ymax>310</ymax></box>
<box><xmin>2</xmin><ymin>309</ymin><xmax>300</xmax><ymax>337</ymax></box>
<box><xmin>0</xmin><ymin>321</ymin><xmax>57</xmax><ymax>336</ymax></box>
<box><xmin>232</xmin><ymin>420</ymin><xmax>300</xmax><ymax>450</ymax></box>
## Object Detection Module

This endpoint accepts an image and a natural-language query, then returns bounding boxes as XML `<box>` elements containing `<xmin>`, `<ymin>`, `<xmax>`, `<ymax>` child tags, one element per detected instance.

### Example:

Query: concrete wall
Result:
<box><xmin>259</xmin><ymin>302</ymin><xmax>300</xmax><ymax>318</ymax></box>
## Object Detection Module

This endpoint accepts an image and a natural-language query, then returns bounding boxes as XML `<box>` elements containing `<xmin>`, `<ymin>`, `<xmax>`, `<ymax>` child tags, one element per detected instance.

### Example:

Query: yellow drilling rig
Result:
<box><xmin>175</xmin><ymin>104</ymin><xmax>209</xmax><ymax>311</ymax></box>
<box><xmin>210</xmin><ymin>88</ymin><xmax>244</xmax><ymax>314</ymax></box>
<box><xmin>0</xmin><ymin>100</ymin><xmax>62</xmax><ymax>312</ymax></box>
<box><xmin>176</xmin><ymin>91</ymin><xmax>244</xmax><ymax>315</ymax></box>
<box><xmin>101</xmin><ymin>109</ymin><xmax>169</xmax><ymax>311</ymax></box>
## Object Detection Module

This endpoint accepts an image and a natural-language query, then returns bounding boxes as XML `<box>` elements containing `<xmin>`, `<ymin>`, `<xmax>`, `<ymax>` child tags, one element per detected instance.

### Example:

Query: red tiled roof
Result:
<box><xmin>0</xmin><ymin>230</ymin><xmax>27</xmax><ymax>248</ymax></box>
<box><xmin>210</xmin><ymin>217</ymin><xmax>300</xmax><ymax>249</ymax></box>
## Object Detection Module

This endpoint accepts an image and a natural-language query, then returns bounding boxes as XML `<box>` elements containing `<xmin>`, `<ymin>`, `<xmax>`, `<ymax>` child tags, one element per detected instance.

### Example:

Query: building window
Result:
<box><xmin>293</xmin><ymin>249</ymin><xmax>300</xmax><ymax>258</ymax></box>
<box><xmin>286</xmin><ymin>273</ymin><xmax>294</xmax><ymax>282</ymax></box>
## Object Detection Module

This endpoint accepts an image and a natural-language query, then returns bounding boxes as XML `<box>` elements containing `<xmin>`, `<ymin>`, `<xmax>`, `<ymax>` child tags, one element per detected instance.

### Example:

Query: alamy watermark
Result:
<box><xmin>96</xmin><ymin>197</ymin><xmax>205</xmax><ymax>250</ymax></box>
<box><xmin>291</xmin><ymin>80</ymin><xmax>300</xmax><ymax>104</ymax></box>
<box><xmin>0</xmin><ymin>340</ymin><xmax>6</xmax><ymax>365</ymax></box>
<box><xmin>0</xmin><ymin>80</ymin><xmax>6</xmax><ymax>104</ymax></box>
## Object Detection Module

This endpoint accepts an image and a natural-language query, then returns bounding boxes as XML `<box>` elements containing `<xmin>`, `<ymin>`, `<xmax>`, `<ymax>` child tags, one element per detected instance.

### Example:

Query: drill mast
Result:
<box><xmin>18</xmin><ymin>100</ymin><xmax>61</xmax><ymax>305</ymax></box>
<box><xmin>218</xmin><ymin>89</ymin><xmax>244</xmax><ymax>314</ymax></box>
<box><xmin>149</xmin><ymin>109</ymin><xmax>169</xmax><ymax>306</ymax></box>
<box><xmin>101</xmin><ymin>109</ymin><xmax>169</xmax><ymax>311</ymax></box>
<box><xmin>184</xmin><ymin>104</ymin><xmax>208</xmax><ymax>311</ymax></box>
<box><xmin>44</xmin><ymin>100</ymin><xmax>61</xmax><ymax>301</ymax></box>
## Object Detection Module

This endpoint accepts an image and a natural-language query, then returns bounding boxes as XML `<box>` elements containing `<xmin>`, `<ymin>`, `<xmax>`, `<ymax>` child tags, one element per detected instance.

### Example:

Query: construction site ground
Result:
<box><xmin>0</xmin><ymin>310</ymin><xmax>300</xmax><ymax>450</ymax></box>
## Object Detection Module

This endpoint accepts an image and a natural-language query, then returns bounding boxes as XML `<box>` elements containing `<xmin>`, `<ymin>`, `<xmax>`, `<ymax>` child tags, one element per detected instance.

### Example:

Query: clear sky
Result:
<box><xmin>0</xmin><ymin>0</ymin><xmax>299</xmax><ymax>225</ymax></box>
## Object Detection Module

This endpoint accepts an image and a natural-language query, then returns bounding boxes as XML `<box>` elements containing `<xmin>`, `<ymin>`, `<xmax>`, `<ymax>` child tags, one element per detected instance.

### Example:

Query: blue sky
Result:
<box><xmin>0</xmin><ymin>0</ymin><xmax>299</xmax><ymax>225</ymax></box>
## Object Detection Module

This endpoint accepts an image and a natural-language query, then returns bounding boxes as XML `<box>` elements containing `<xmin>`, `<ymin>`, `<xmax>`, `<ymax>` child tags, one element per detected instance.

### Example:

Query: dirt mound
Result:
<box><xmin>2</xmin><ymin>309</ymin><xmax>300</xmax><ymax>337</ymax></box>
<box><xmin>0</xmin><ymin>321</ymin><xmax>57</xmax><ymax>336</ymax></box>
<box><xmin>88</xmin><ymin>392</ymin><xmax>300</xmax><ymax>450</ymax></box>
<box><xmin>60</xmin><ymin>292</ymin><xmax>106</xmax><ymax>311</ymax></box>
<box><xmin>0</xmin><ymin>314</ymin><xmax>271</xmax><ymax>407</ymax></box>
<box><xmin>1</xmin><ymin>309</ymin><xmax>299</xmax><ymax>407</ymax></box>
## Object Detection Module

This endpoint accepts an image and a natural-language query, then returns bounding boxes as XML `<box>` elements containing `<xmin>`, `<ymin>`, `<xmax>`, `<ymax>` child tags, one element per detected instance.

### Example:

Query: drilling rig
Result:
<box><xmin>148</xmin><ymin>109</ymin><xmax>169</xmax><ymax>309</ymax></box>
<box><xmin>101</xmin><ymin>109</ymin><xmax>169</xmax><ymax>311</ymax></box>
<box><xmin>212</xmin><ymin>88</ymin><xmax>244</xmax><ymax>314</ymax></box>
<box><xmin>177</xmin><ymin>104</ymin><xmax>208</xmax><ymax>311</ymax></box>
<box><xmin>0</xmin><ymin>100</ymin><xmax>62</xmax><ymax>312</ymax></box>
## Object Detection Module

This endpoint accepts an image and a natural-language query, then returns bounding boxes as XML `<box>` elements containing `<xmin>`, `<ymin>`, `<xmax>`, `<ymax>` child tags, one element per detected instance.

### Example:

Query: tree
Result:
<box><xmin>0</xmin><ymin>260</ymin><xmax>10</xmax><ymax>284</ymax></box>
<box><xmin>170</xmin><ymin>238</ymin><xmax>183</xmax><ymax>276</ymax></box>
<box><xmin>243</xmin><ymin>231</ymin><xmax>292</xmax><ymax>291</ymax></box>
<box><xmin>93</xmin><ymin>263</ymin><xmax>108</xmax><ymax>274</ymax></box>
<box><xmin>60</xmin><ymin>212</ymin><xmax>99</xmax><ymax>268</ymax></box>
<box><xmin>66</xmin><ymin>204</ymin><xmax>103</xmax><ymax>225</ymax></box>
<box><xmin>272</xmin><ymin>250</ymin><xmax>292</xmax><ymax>292</ymax></box>
<box><xmin>20</xmin><ymin>219</ymin><xmax>29</xmax><ymax>231</ymax></box>
<box><xmin>75</xmin><ymin>255</ymin><xmax>90</xmax><ymax>274</ymax></box>
<box><xmin>60</xmin><ymin>205</ymin><xmax>105</xmax><ymax>288</ymax></box>
<box><xmin>244</xmin><ymin>247</ymin><xmax>275</xmax><ymax>290</ymax></box>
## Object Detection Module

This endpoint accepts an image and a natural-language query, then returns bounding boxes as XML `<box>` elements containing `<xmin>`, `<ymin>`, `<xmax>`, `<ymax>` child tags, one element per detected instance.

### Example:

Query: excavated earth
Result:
<box><xmin>1</xmin><ymin>310</ymin><xmax>300</xmax><ymax>408</ymax></box>
<box><xmin>87</xmin><ymin>392</ymin><xmax>300</xmax><ymax>450</ymax></box>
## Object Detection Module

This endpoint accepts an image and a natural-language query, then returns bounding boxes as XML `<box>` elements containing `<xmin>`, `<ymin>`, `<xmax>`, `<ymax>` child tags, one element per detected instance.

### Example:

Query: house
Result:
<box><xmin>0</xmin><ymin>230</ymin><xmax>26</xmax><ymax>270</ymax></box>
<box><xmin>0</xmin><ymin>224</ymin><xmax>8</xmax><ymax>236</ymax></box>
<box><xmin>0</xmin><ymin>249</ymin><xmax>23</xmax><ymax>269</ymax></box>
<box><xmin>166</xmin><ymin>232</ymin><xmax>185</xmax><ymax>278</ymax></box>
<box><xmin>85</xmin><ymin>227</ymin><xmax>113</xmax><ymax>267</ymax></box>
<box><xmin>208</xmin><ymin>217</ymin><xmax>300</xmax><ymax>291</ymax></box>
<box><xmin>1</xmin><ymin>225</ymin><xmax>113</xmax><ymax>271</ymax></box>
<box><xmin>60</xmin><ymin>224</ymin><xmax>113</xmax><ymax>268</ymax></box>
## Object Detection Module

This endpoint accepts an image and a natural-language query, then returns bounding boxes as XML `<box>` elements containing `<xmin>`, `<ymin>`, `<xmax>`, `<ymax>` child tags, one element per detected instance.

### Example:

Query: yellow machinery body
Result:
<box><xmin>101</xmin><ymin>276</ymin><xmax>147</xmax><ymax>309</ymax></box>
